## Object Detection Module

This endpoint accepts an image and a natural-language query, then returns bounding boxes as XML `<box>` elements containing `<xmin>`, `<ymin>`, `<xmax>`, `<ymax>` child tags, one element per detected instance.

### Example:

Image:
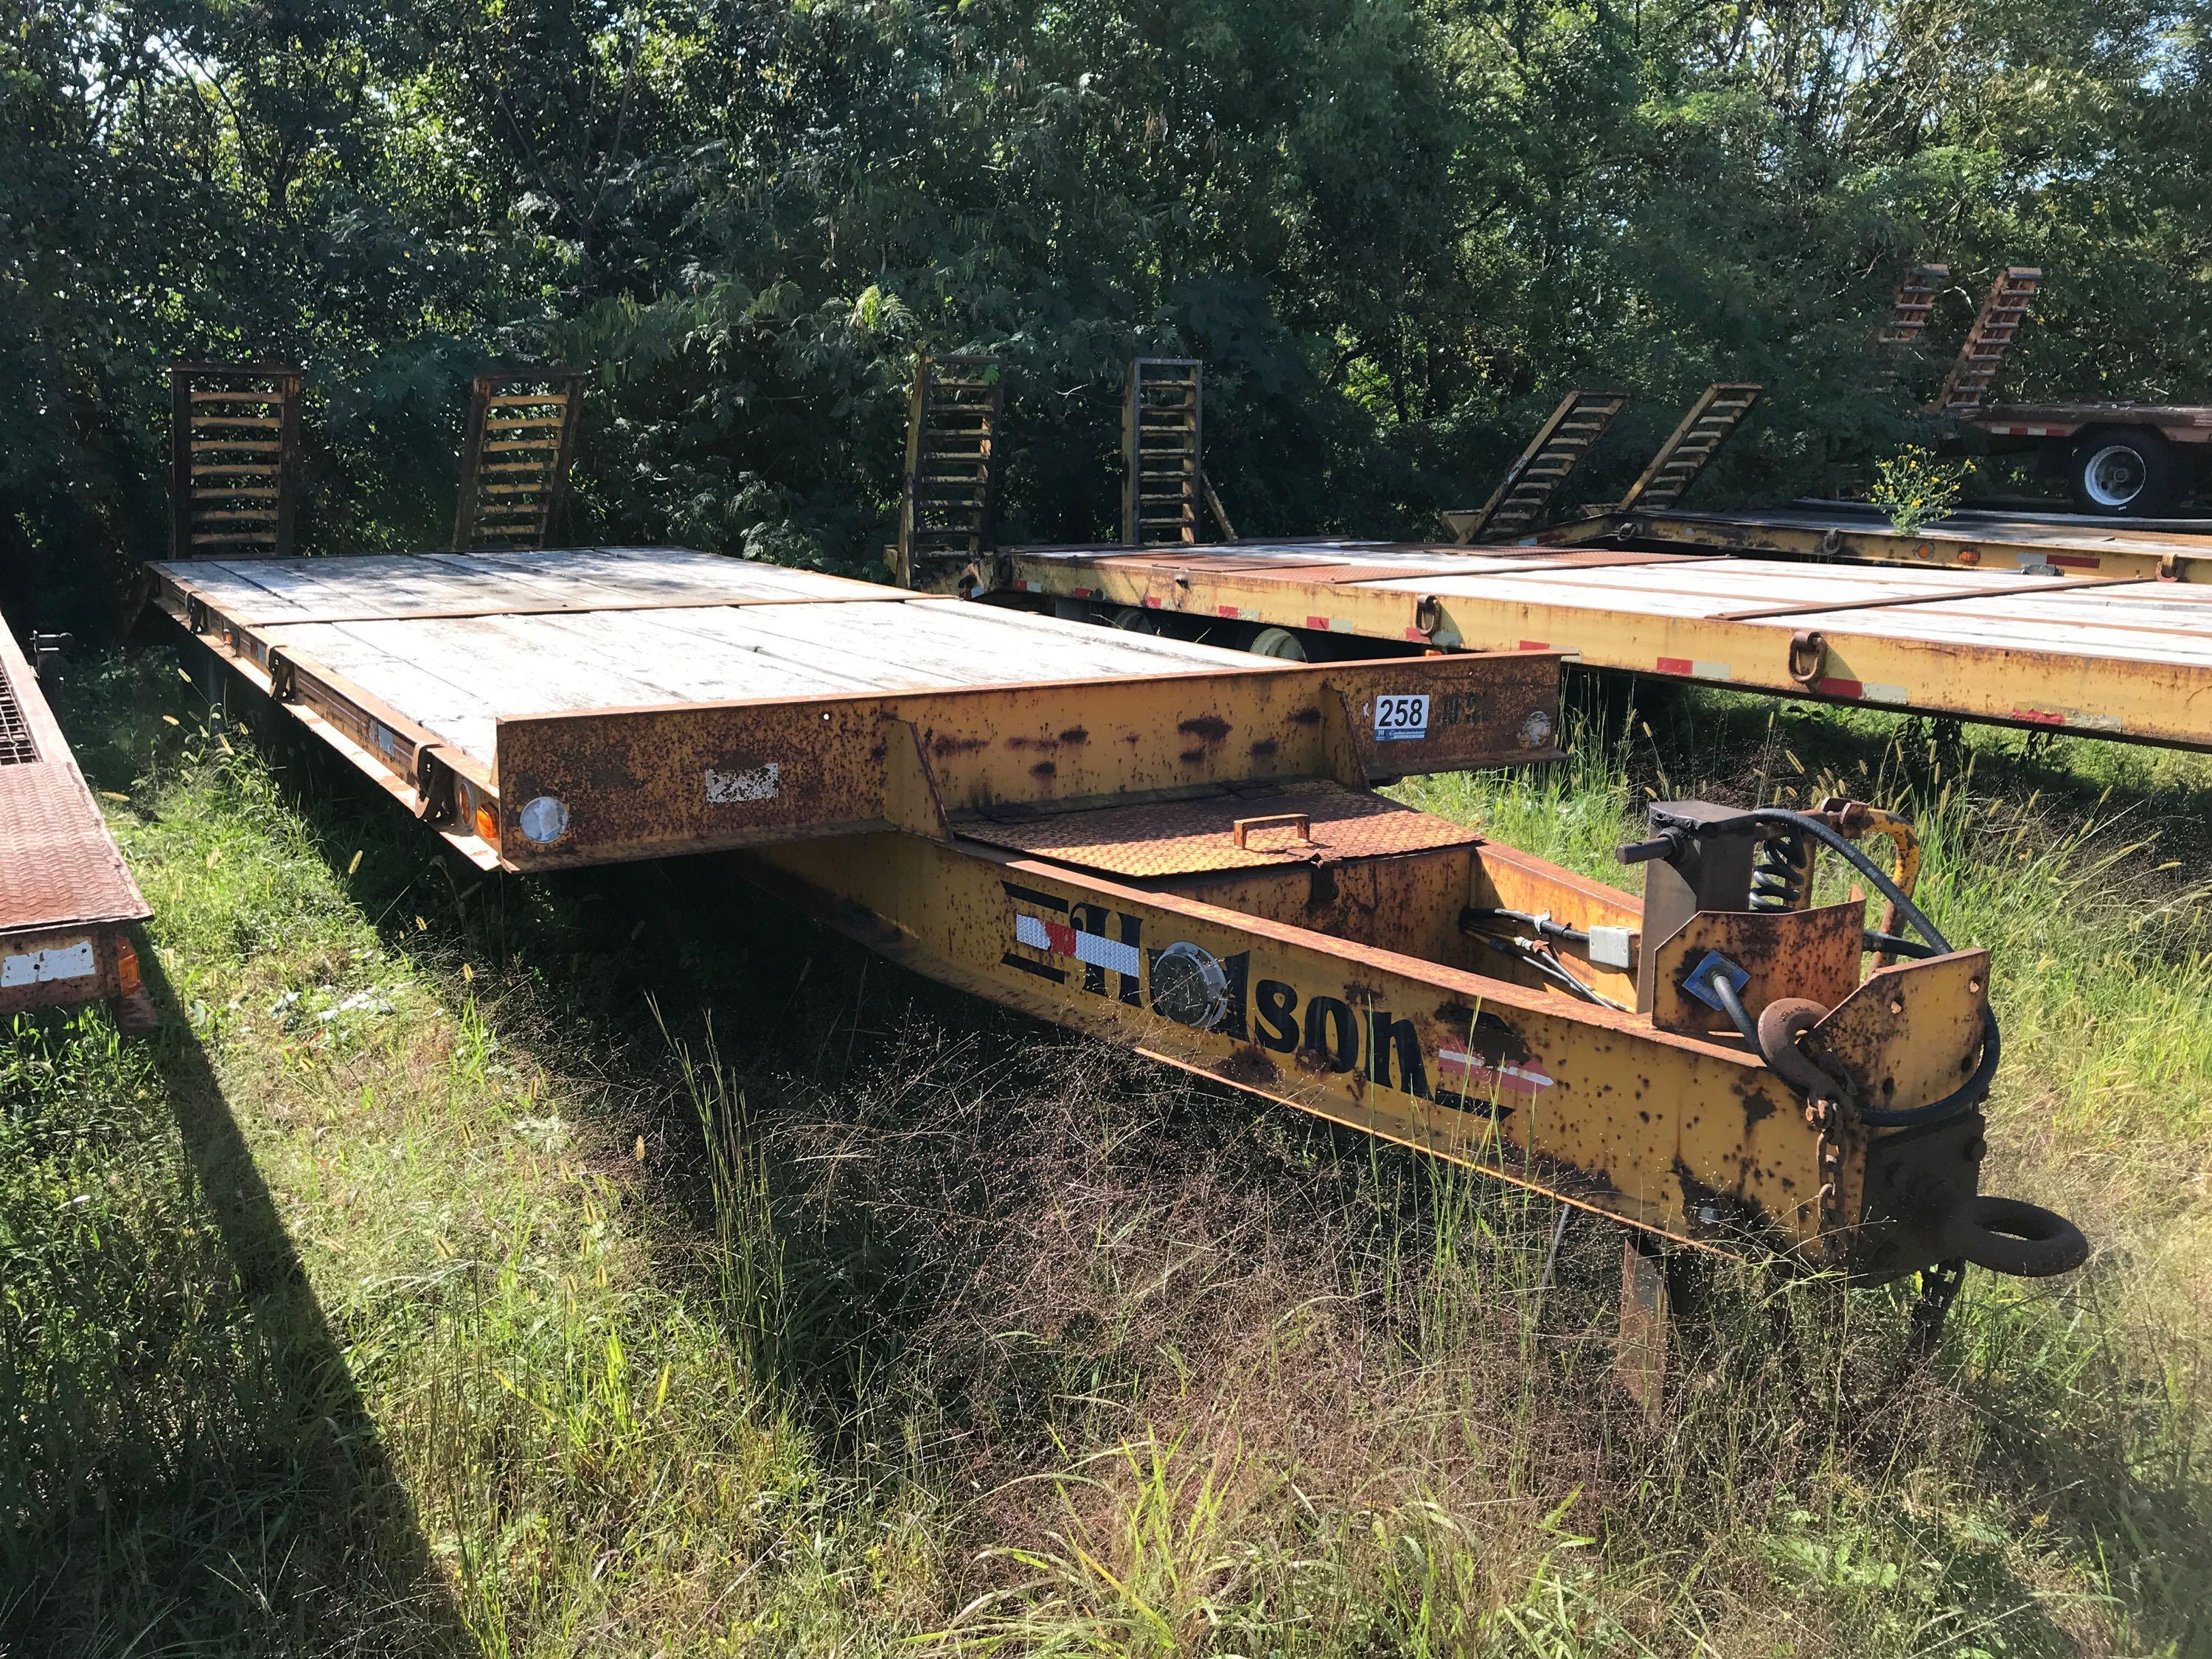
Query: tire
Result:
<box><xmin>1247</xmin><ymin>625</ymin><xmax>1309</xmax><ymax>661</ymax></box>
<box><xmin>2068</xmin><ymin>426</ymin><xmax>2183</xmax><ymax>516</ymax></box>
<box><xmin>1109</xmin><ymin>606</ymin><xmax>1164</xmax><ymax>635</ymax></box>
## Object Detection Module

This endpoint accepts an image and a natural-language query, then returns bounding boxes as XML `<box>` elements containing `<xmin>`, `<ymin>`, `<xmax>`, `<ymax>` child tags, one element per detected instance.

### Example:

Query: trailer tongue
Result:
<box><xmin>150</xmin><ymin>546</ymin><xmax>2084</xmax><ymax>1377</ymax></box>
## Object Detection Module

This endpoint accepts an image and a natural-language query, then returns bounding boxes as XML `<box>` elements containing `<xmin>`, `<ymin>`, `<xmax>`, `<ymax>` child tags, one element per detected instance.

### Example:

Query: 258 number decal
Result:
<box><xmin>1373</xmin><ymin>693</ymin><xmax>1430</xmax><ymax>742</ymax></box>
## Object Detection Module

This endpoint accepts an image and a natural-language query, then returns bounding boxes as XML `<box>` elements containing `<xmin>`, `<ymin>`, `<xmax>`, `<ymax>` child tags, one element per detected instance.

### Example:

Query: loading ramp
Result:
<box><xmin>152</xmin><ymin>543</ymin><xmax>2086</xmax><ymax>1356</ymax></box>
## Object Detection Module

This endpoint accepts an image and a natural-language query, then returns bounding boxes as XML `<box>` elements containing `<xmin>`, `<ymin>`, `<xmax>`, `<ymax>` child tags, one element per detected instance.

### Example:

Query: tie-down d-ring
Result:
<box><xmin>1787</xmin><ymin>630</ymin><xmax>1828</xmax><ymax>686</ymax></box>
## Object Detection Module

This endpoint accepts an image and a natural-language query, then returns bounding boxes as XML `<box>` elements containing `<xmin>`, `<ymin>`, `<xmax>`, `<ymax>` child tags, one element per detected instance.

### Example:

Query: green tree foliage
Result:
<box><xmin>4</xmin><ymin>0</ymin><xmax>2208</xmax><ymax>631</ymax></box>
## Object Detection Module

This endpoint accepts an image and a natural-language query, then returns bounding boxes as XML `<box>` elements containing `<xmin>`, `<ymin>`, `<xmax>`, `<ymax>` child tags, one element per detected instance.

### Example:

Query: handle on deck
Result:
<box><xmin>1233</xmin><ymin>812</ymin><xmax>1312</xmax><ymax>849</ymax></box>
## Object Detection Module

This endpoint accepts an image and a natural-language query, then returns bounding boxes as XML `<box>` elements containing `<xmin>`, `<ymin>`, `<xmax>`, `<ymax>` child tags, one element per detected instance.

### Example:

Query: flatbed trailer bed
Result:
<box><xmin>0</xmin><ymin>616</ymin><xmax>150</xmax><ymax>1020</ymax></box>
<box><xmin>152</xmin><ymin>544</ymin><xmax>2087</xmax><ymax>1337</ymax></box>
<box><xmin>1540</xmin><ymin>498</ymin><xmax>2212</xmax><ymax>582</ymax></box>
<box><xmin>964</xmin><ymin>537</ymin><xmax>2212</xmax><ymax>751</ymax></box>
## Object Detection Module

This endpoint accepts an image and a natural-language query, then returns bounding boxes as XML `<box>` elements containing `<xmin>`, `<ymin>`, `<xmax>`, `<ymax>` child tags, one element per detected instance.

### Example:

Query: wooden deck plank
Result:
<box><xmin>248</xmin><ymin>574</ymin><xmax>1261</xmax><ymax>771</ymax></box>
<box><xmin>156</xmin><ymin>547</ymin><xmax>902</xmax><ymax>625</ymax></box>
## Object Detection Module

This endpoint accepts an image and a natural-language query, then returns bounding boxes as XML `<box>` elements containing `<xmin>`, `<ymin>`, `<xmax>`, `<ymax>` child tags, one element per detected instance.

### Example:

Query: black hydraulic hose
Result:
<box><xmin>1637</xmin><ymin>807</ymin><xmax>1997</xmax><ymax>1128</ymax></box>
<box><xmin>1481</xmin><ymin>937</ymin><xmax>1630</xmax><ymax>1012</ymax></box>
<box><xmin>1693</xmin><ymin>959</ymin><xmax>1999</xmax><ymax>1128</ymax></box>
<box><xmin>1703</xmin><ymin>963</ymin><xmax>1763</xmax><ymax>1051</ymax></box>
<box><xmin>1645</xmin><ymin>807</ymin><xmax>1954</xmax><ymax>956</ymax></box>
<box><xmin>1467</xmin><ymin>907</ymin><xmax>1591</xmax><ymax>948</ymax></box>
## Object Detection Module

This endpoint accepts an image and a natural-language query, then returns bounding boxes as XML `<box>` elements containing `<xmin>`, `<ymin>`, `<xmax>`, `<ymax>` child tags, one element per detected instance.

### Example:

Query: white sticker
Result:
<box><xmin>1373</xmin><ymin>693</ymin><xmax>1430</xmax><ymax>742</ymax></box>
<box><xmin>2</xmin><ymin>940</ymin><xmax>97</xmax><ymax>988</ymax></box>
<box><xmin>705</xmin><ymin>762</ymin><xmax>781</xmax><ymax>804</ymax></box>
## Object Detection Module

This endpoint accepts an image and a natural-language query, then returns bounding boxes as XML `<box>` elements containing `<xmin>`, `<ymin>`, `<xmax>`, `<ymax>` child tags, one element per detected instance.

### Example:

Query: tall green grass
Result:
<box><xmin>4</xmin><ymin>659</ymin><xmax>2209</xmax><ymax>1655</ymax></box>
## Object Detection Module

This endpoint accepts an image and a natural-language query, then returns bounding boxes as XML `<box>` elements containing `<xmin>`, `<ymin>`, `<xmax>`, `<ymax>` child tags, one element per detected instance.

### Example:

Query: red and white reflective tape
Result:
<box><xmin>1436</xmin><ymin>1048</ymin><xmax>1554</xmax><ymax>1095</ymax></box>
<box><xmin>1015</xmin><ymin>913</ymin><xmax>1143</xmax><ymax>976</ymax></box>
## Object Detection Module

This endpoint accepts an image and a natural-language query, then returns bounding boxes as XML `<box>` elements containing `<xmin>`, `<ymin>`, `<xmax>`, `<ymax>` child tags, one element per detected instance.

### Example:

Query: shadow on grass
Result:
<box><xmin>0</xmin><ymin>946</ymin><xmax>469</xmax><ymax>1657</ymax></box>
<box><xmin>1</xmin><ymin>658</ymin><xmax>470</xmax><ymax>1655</ymax></box>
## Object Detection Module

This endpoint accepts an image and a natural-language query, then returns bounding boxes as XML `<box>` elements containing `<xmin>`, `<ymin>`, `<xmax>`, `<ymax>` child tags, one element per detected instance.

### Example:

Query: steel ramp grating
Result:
<box><xmin>1617</xmin><ymin>383</ymin><xmax>1762</xmax><ymax>512</ymax></box>
<box><xmin>0</xmin><ymin>656</ymin><xmax>38</xmax><ymax>765</ymax></box>
<box><xmin>1124</xmin><ymin>358</ymin><xmax>1203</xmax><ymax>546</ymax></box>
<box><xmin>1448</xmin><ymin>389</ymin><xmax>1629</xmax><ymax>542</ymax></box>
<box><xmin>1877</xmin><ymin>263</ymin><xmax>1950</xmax><ymax>349</ymax></box>
<box><xmin>1940</xmin><ymin>268</ymin><xmax>2041</xmax><ymax>411</ymax></box>
<box><xmin>171</xmin><ymin>364</ymin><xmax>302</xmax><ymax>560</ymax></box>
<box><xmin>900</xmin><ymin>354</ymin><xmax>1002</xmax><ymax>568</ymax></box>
<box><xmin>453</xmin><ymin>370</ymin><xmax>585</xmax><ymax>550</ymax></box>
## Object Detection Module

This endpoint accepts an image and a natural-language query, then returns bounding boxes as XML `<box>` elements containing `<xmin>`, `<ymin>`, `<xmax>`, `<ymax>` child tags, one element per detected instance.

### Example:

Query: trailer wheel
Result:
<box><xmin>2068</xmin><ymin>426</ymin><xmax>2183</xmax><ymax>516</ymax></box>
<box><xmin>1248</xmin><ymin>626</ymin><xmax>1309</xmax><ymax>661</ymax></box>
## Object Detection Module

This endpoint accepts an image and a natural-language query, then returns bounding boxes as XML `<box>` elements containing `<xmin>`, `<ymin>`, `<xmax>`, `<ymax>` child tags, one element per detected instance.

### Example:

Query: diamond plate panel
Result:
<box><xmin>0</xmin><ymin>647</ymin><xmax>147</xmax><ymax>938</ymax></box>
<box><xmin>959</xmin><ymin>779</ymin><xmax>1481</xmax><ymax>877</ymax></box>
<box><xmin>0</xmin><ymin>762</ymin><xmax>148</xmax><ymax>934</ymax></box>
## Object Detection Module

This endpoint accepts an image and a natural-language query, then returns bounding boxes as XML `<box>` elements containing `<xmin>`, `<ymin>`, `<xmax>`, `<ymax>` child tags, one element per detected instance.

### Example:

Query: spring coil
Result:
<box><xmin>1749</xmin><ymin>828</ymin><xmax>1809</xmax><ymax>911</ymax></box>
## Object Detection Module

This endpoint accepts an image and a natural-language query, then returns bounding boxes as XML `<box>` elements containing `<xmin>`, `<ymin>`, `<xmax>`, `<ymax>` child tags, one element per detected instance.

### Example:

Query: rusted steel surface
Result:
<box><xmin>741</xmin><ymin>825</ymin><xmax>2009</xmax><ymax>1277</ymax></box>
<box><xmin>1124</xmin><ymin>358</ymin><xmax>1205</xmax><ymax>546</ymax></box>
<box><xmin>895</xmin><ymin>354</ymin><xmax>1001</xmax><ymax>582</ymax></box>
<box><xmin>1614</xmin><ymin>383</ymin><xmax>1762</xmax><ymax>514</ymax></box>
<box><xmin>1541</xmin><ymin>499</ymin><xmax>2212</xmax><ymax>582</ymax></box>
<box><xmin>0</xmin><ymin>617</ymin><xmax>150</xmax><ymax>1015</ymax></box>
<box><xmin>1938</xmin><ymin>267</ymin><xmax>2040</xmax><ymax>412</ymax></box>
<box><xmin>491</xmin><ymin>649</ymin><xmax>1564</xmax><ymax>870</ymax></box>
<box><xmin>153</xmin><ymin>548</ymin><xmax>1563</xmax><ymax>872</ymax></box>
<box><xmin>1646</xmin><ymin>903</ymin><xmax>1867</xmax><ymax>1038</ymax></box>
<box><xmin>1969</xmin><ymin>403</ymin><xmax>2212</xmax><ymax>444</ymax></box>
<box><xmin>1444</xmin><ymin>389</ymin><xmax>1630</xmax><ymax>543</ymax></box>
<box><xmin>959</xmin><ymin>779</ymin><xmax>1481</xmax><ymax>877</ymax></box>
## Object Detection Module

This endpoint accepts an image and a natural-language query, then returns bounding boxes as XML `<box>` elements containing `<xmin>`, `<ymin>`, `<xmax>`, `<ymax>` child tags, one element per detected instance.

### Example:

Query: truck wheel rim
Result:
<box><xmin>2084</xmin><ymin>444</ymin><xmax>2146</xmax><ymax>508</ymax></box>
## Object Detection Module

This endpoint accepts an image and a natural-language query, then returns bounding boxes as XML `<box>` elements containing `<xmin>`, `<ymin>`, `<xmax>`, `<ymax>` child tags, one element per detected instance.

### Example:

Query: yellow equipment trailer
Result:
<box><xmin>150</xmin><ymin>546</ymin><xmax>2085</xmax><ymax>1368</ymax></box>
<box><xmin>1536</xmin><ymin>497</ymin><xmax>2212</xmax><ymax>583</ymax></box>
<box><xmin>947</xmin><ymin>537</ymin><xmax>2212</xmax><ymax>752</ymax></box>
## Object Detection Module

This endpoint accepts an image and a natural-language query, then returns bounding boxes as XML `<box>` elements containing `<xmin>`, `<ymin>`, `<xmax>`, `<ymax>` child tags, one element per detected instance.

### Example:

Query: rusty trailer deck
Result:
<box><xmin>973</xmin><ymin>536</ymin><xmax>2212</xmax><ymax>751</ymax></box>
<box><xmin>150</xmin><ymin>546</ymin><xmax>1565</xmax><ymax>873</ymax></box>
<box><xmin>1539</xmin><ymin>498</ymin><xmax>2212</xmax><ymax>582</ymax></box>
<box><xmin>0</xmin><ymin>617</ymin><xmax>150</xmax><ymax>1018</ymax></box>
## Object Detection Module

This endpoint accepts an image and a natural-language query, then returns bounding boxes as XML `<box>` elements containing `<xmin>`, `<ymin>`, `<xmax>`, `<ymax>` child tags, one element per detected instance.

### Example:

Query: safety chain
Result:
<box><xmin>1907</xmin><ymin>1257</ymin><xmax>1969</xmax><ymax>1357</ymax></box>
<box><xmin>1804</xmin><ymin>1093</ymin><xmax>1847</xmax><ymax>1237</ymax></box>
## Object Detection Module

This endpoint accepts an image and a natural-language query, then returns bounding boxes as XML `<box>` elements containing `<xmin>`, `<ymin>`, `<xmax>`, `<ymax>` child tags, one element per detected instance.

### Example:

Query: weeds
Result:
<box><xmin>1870</xmin><ymin>446</ymin><xmax>1971</xmax><ymax>537</ymax></box>
<box><xmin>3</xmin><ymin>657</ymin><xmax>2210</xmax><ymax>1655</ymax></box>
